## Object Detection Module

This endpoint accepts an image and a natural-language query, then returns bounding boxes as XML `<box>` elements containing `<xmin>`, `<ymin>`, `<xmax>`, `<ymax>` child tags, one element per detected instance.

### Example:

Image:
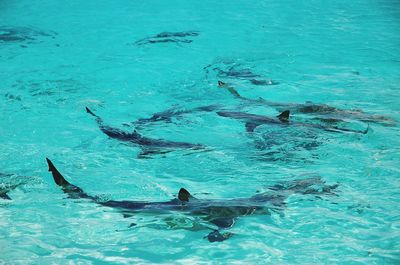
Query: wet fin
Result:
<box><xmin>122</xmin><ymin>213</ymin><xmax>135</xmax><ymax>218</ymax></box>
<box><xmin>0</xmin><ymin>193</ymin><xmax>11</xmax><ymax>200</ymax></box>
<box><xmin>209</xmin><ymin>217</ymin><xmax>236</xmax><ymax>229</ymax></box>
<box><xmin>178</xmin><ymin>188</ymin><xmax>191</xmax><ymax>202</ymax></box>
<box><xmin>205</xmin><ymin>230</ymin><xmax>234</xmax><ymax>242</ymax></box>
<box><xmin>277</xmin><ymin>110</ymin><xmax>290</xmax><ymax>122</ymax></box>
<box><xmin>85</xmin><ymin>107</ymin><xmax>98</xmax><ymax>118</ymax></box>
<box><xmin>137</xmin><ymin>148</ymin><xmax>172</xmax><ymax>159</ymax></box>
<box><xmin>46</xmin><ymin>158</ymin><xmax>71</xmax><ymax>187</ymax></box>
<box><xmin>245</xmin><ymin>122</ymin><xmax>260</xmax><ymax>132</ymax></box>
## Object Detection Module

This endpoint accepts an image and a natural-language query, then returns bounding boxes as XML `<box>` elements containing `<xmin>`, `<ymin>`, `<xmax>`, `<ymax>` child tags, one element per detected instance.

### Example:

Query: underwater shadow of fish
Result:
<box><xmin>134</xmin><ymin>31</ymin><xmax>200</xmax><ymax>46</ymax></box>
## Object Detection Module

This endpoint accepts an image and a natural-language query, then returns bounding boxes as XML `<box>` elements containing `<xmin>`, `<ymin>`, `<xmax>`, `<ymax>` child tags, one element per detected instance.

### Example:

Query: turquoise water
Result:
<box><xmin>1</xmin><ymin>0</ymin><xmax>400</xmax><ymax>263</ymax></box>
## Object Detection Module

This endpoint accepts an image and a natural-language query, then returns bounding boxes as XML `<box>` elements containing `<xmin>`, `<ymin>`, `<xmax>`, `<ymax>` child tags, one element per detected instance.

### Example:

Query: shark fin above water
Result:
<box><xmin>178</xmin><ymin>188</ymin><xmax>191</xmax><ymax>202</ymax></box>
<box><xmin>46</xmin><ymin>158</ymin><xmax>92</xmax><ymax>199</ymax></box>
<box><xmin>277</xmin><ymin>110</ymin><xmax>290</xmax><ymax>122</ymax></box>
<box><xmin>46</xmin><ymin>158</ymin><xmax>71</xmax><ymax>187</ymax></box>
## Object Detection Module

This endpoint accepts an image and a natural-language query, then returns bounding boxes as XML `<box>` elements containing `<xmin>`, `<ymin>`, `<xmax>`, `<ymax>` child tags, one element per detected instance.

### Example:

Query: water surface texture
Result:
<box><xmin>1</xmin><ymin>0</ymin><xmax>400</xmax><ymax>264</ymax></box>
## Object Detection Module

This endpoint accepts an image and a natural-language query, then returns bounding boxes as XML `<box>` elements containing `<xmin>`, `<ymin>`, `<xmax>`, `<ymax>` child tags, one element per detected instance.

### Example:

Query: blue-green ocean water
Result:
<box><xmin>1</xmin><ymin>0</ymin><xmax>400</xmax><ymax>264</ymax></box>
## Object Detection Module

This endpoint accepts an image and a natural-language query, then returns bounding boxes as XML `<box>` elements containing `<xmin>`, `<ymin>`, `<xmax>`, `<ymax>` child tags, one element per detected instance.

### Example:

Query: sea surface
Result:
<box><xmin>1</xmin><ymin>0</ymin><xmax>399</xmax><ymax>264</ymax></box>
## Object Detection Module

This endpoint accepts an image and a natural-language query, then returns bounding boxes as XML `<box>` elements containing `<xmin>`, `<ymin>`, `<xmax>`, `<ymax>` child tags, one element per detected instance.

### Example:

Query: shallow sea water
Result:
<box><xmin>1</xmin><ymin>0</ymin><xmax>400</xmax><ymax>264</ymax></box>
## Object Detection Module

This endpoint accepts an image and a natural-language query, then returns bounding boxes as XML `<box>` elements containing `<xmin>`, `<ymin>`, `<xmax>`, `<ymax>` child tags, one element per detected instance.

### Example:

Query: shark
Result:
<box><xmin>0</xmin><ymin>26</ymin><xmax>56</xmax><ymax>44</ymax></box>
<box><xmin>85</xmin><ymin>107</ymin><xmax>205</xmax><ymax>157</ymax></box>
<box><xmin>135</xmin><ymin>31</ymin><xmax>199</xmax><ymax>46</ymax></box>
<box><xmin>217</xmin><ymin>81</ymin><xmax>395</xmax><ymax>126</ymax></box>
<box><xmin>204</xmin><ymin>62</ymin><xmax>279</xmax><ymax>87</ymax></box>
<box><xmin>217</xmin><ymin>109</ymin><xmax>369</xmax><ymax>134</ymax></box>
<box><xmin>46</xmin><ymin>158</ymin><xmax>338</xmax><ymax>242</ymax></box>
<box><xmin>133</xmin><ymin>104</ymin><xmax>221</xmax><ymax>128</ymax></box>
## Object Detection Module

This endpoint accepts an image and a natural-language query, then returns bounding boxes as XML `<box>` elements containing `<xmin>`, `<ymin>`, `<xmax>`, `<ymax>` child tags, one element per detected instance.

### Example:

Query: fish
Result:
<box><xmin>217</xmin><ymin>81</ymin><xmax>395</xmax><ymax>126</ymax></box>
<box><xmin>85</xmin><ymin>107</ymin><xmax>205</xmax><ymax>157</ymax></box>
<box><xmin>217</xmin><ymin>109</ymin><xmax>369</xmax><ymax>134</ymax></box>
<box><xmin>0</xmin><ymin>26</ymin><xmax>56</xmax><ymax>44</ymax></box>
<box><xmin>135</xmin><ymin>31</ymin><xmax>199</xmax><ymax>46</ymax></box>
<box><xmin>133</xmin><ymin>104</ymin><xmax>221</xmax><ymax>127</ymax></box>
<box><xmin>204</xmin><ymin>62</ymin><xmax>279</xmax><ymax>86</ymax></box>
<box><xmin>46</xmin><ymin>158</ymin><xmax>338</xmax><ymax>242</ymax></box>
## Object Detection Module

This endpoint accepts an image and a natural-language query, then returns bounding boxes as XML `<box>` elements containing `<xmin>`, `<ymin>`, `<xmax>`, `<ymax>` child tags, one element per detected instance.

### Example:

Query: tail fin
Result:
<box><xmin>85</xmin><ymin>107</ymin><xmax>98</xmax><ymax>117</ymax></box>
<box><xmin>46</xmin><ymin>158</ymin><xmax>71</xmax><ymax>187</ymax></box>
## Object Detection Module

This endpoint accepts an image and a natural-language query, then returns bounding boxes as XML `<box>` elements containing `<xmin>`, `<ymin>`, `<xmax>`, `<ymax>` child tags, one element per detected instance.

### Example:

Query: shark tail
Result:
<box><xmin>85</xmin><ymin>107</ymin><xmax>98</xmax><ymax>118</ymax></box>
<box><xmin>46</xmin><ymin>158</ymin><xmax>71</xmax><ymax>187</ymax></box>
<box><xmin>85</xmin><ymin>107</ymin><xmax>106</xmax><ymax>128</ymax></box>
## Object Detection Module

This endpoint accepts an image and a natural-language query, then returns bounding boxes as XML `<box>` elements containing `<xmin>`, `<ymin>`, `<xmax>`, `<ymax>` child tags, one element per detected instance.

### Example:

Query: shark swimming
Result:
<box><xmin>204</xmin><ymin>61</ymin><xmax>279</xmax><ymax>87</ymax></box>
<box><xmin>217</xmin><ymin>81</ymin><xmax>395</xmax><ymax>126</ymax></box>
<box><xmin>135</xmin><ymin>31</ymin><xmax>200</xmax><ymax>46</ymax></box>
<box><xmin>217</xmin><ymin>109</ymin><xmax>369</xmax><ymax>134</ymax></box>
<box><xmin>85</xmin><ymin>107</ymin><xmax>205</xmax><ymax>157</ymax></box>
<box><xmin>133</xmin><ymin>104</ymin><xmax>221</xmax><ymax>127</ymax></box>
<box><xmin>46</xmin><ymin>158</ymin><xmax>338</xmax><ymax>242</ymax></box>
<box><xmin>0</xmin><ymin>26</ymin><xmax>56</xmax><ymax>44</ymax></box>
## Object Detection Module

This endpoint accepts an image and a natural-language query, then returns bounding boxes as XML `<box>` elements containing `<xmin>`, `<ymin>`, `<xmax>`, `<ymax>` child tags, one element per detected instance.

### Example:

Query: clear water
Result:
<box><xmin>1</xmin><ymin>0</ymin><xmax>400</xmax><ymax>264</ymax></box>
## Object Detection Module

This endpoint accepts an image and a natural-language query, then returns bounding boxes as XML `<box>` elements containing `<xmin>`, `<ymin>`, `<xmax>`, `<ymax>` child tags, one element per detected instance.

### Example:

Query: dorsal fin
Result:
<box><xmin>178</xmin><ymin>188</ymin><xmax>191</xmax><ymax>202</ymax></box>
<box><xmin>277</xmin><ymin>110</ymin><xmax>290</xmax><ymax>122</ymax></box>
<box><xmin>218</xmin><ymin>81</ymin><xmax>226</xmax><ymax>87</ymax></box>
<box><xmin>46</xmin><ymin>158</ymin><xmax>71</xmax><ymax>187</ymax></box>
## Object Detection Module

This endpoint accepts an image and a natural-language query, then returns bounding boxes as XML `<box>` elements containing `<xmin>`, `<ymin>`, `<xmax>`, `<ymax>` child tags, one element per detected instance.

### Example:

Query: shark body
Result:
<box><xmin>46</xmin><ymin>158</ymin><xmax>338</xmax><ymax>242</ymax></box>
<box><xmin>135</xmin><ymin>31</ymin><xmax>199</xmax><ymax>46</ymax></box>
<box><xmin>217</xmin><ymin>81</ymin><xmax>395</xmax><ymax>126</ymax></box>
<box><xmin>85</xmin><ymin>107</ymin><xmax>205</xmax><ymax>157</ymax></box>
<box><xmin>217</xmin><ymin>109</ymin><xmax>369</xmax><ymax>134</ymax></box>
<box><xmin>133</xmin><ymin>104</ymin><xmax>221</xmax><ymax>127</ymax></box>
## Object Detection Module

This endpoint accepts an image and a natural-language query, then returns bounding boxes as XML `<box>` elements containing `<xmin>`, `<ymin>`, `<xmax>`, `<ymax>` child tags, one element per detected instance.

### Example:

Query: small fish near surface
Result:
<box><xmin>217</xmin><ymin>109</ymin><xmax>369</xmax><ymax>134</ymax></box>
<box><xmin>85</xmin><ymin>107</ymin><xmax>205</xmax><ymax>157</ymax></box>
<box><xmin>134</xmin><ymin>31</ymin><xmax>200</xmax><ymax>46</ymax></box>
<box><xmin>46</xmin><ymin>158</ymin><xmax>339</xmax><ymax>242</ymax></box>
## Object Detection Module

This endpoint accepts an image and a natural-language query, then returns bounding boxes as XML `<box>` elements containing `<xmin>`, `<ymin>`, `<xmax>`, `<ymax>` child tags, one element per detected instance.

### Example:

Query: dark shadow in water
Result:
<box><xmin>134</xmin><ymin>31</ymin><xmax>200</xmax><ymax>46</ymax></box>
<box><xmin>204</xmin><ymin>59</ymin><xmax>279</xmax><ymax>86</ymax></box>
<box><xmin>0</xmin><ymin>26</ymin><xmax>57</xmax><ymax>45</ymax></box>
